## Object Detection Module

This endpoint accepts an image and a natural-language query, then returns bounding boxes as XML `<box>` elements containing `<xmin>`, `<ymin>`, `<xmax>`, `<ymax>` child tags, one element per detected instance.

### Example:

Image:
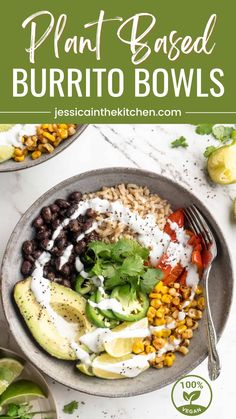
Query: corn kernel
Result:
<box><xmin>58</xmin><ymin>129</ymin><xmax>69</xmax><ymax>139</ymax></box>
<box><xmin>161</xmin><ymin>294</ymin><xmax>172</xmax><ymax>304</ymax></box>
<box><xmin>43</xmin><ymin>131</ymin><xmax>56</xmax><ymax>142</ymax></box>
<box><xmin>178</xmin><ymin>346</ymin><xmax>189</xmax><ymax>355</ymax></box>
<box><xmin>145</xmin><ymin>345</ymin><xmax>156</xmax><ymax>354</ymax></box>
<box><xmin>14</xmin><ymin>148</ymin><xmax>24</xmax><ymax>157</ymax></box>
<box><xmin>14</xmin><ymin>155</ymin><xmax>25</xmax><ymax>162</ymax></box>
<box><xmin>156</xmin><ymin>307</ymin><xmax>165</xmax><ymax>318</ymax></box>
<box><xmin>149</xmin><ymin>293</ymin><xmax>162</xmax><ymax>299</ymax></box>
<box><xmin>147</xmin><ymin>307</ymin><xmax>156</xmax><ymax>319</ymax></box>
<box><xmin>132</xmin><ymin>340</ymin><xmax>144</xmax><ymax>354</ymax></box>
<box><xmin>151</xmin><ymin>299</ymin><xmax>162</xmax><ymax>309</ymax></box>
<box><xmin>182</xmin><ymin>329</ymin><xmax>193</xmax><ymax>339</ymax></box>
<box><xmin>169</xmin><ymin>288</ymin><xmax>177</xmax><ymax>296</ymax></box>
<box><xmin>195</xmin><ymin>286</ymin><xmax>203</xmax><ymax>295</ymax></box>
<box><xmin>153</xmin><ymin>337</ymin><xmax>166</xmax><ymax>350</ymax></box>
<box><xmin>164</xmin><ymin>353</ymin><xmax>176</xmax><ymax>367</ymax></box>
<box><xmin>172</xmin><ymin>297</ymin><xmax>180</xmax><ymax>306</ymax></box>
<box><xmin>154</xmin><ymin>318</ymin><xmax>166</xmax><ymax>326</ymax></box>
<box><xmin>175</xmin><ymin>325</ymin><xmax>187</xmax><ymax>335</ymax></box>
<box><xmin>197</xmin><ymin>297</ymin><xmax>205</xmax><ymax>310</ymax></box>
<box><xmin>31</xmin><ymin>150</ymin><xmax>42</xmax><ymax>160</ymax></box>
<box><xmin>154</xmin><ymin>281</ymin><xmax>163</xmax><ymax>292</ymax></box>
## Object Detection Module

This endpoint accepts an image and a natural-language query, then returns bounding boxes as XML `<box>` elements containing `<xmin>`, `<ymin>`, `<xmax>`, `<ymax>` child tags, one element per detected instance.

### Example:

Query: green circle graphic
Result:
<box><xmin>171</xmin><ymin>375</ymin><xmax>213</xmax><ymax>416</ymax></box>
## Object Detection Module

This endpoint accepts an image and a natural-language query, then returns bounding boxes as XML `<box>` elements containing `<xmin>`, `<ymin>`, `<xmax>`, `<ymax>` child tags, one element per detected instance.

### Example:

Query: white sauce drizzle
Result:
<box><xmin>0</xmin><ymin>124</ymin><xmax>39</xmax><ymax>148</ymax></box>
<box><xmin>29</xmin><ymin>197</ymin><xmax>200</xmax><ymax>373</ymax></box>
<box><xmin>92</xmin><ymin>353</ymin><xmax>155</xmax><ymax>378</ymax></box>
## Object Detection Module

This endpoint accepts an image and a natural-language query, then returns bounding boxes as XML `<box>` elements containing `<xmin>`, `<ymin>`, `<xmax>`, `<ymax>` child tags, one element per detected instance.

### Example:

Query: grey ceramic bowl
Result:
<box><xmin>1</xmin><ymin>168</ymin><xmax>233</xmax><ymax>397</ymax></box>
<box><xmin>0</xmin><ymin>124</ymin><xmax>87</xmax><ymax>172</ymax></box>
<box><xmin>0</xmin><ymin>346</ymin><xmax>58</xmax><ymax>417</ymax></box>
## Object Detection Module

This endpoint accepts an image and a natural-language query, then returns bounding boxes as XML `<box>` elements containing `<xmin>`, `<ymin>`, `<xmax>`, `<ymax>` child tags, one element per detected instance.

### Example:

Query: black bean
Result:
<box><xmin>40</xmin><ymin>239</ymin><xmax>50</xmax><ymax>250</ymax></box>
<box><xmin>61</xmin><ymin>264</ymin><xmax>71</xmax><ymax>277</ymax></box>
<box><xmin>22</xmin><ymin>240</ymin><xmax>34</xmax><ymax>255</ymax></box>
<box><xmin>32</xmin><ymin>250</ymin><xmax>42</xmax><ymax>259</ymax></box>
<box><xmin>86</xmin><ymin>231</ymin><xmax>99</xmax><ymax>242</ymax></box>
<box><xmin>82</xmin><ymin>218</ymin><xmax>93</xmax><ymax>232</ymax></box>
<box><xmin>57</xmin><ymin>230</ymin><xmax>66</xmax><ymax>241</ymax></box>
<box><xmin>52</xmin><ymin>218</ymin><xmax>61</xmax><ymax>230</ymax></box>
<box><xmin>50</xmin><ymin>203</ymin><xmax>60</xmax><ymax>213</ymax></box>
<box><xmin>33</xmin><ymin>216</ymin><xmax>44</xmax><ymax>229</ymax></box>
<box><xmin>68</xmin><ymin>253</ymin><xmax>76</xmax><ymax>264</ymax></box>
<box><xmin>68</xmin><ymin>219</ymin><xmax>80</xmax><ymax>233</ymax></box>
<box><xmin>24</xmin><ymin>254</ymin><xmax>35</xmax><ymax>263</ymax></box>
<box><xmin>56</xmin><ymin>237</ymin><xmax>67</xmax><ymax>250</ymax></box>
<box><xmin>41</xmin><ymin>206</ymin><xmax>52</xmax><ymax>223</ymax></box>
<box><xmin>68</xmin><ymin>191</ymin><xmax>82</xmax><ymax>203</ymax></box>
<box><xmin>62</xmin><ymin>279</ymin><xmax>71</xmax><ymax>288</ymax></box>
<box><xmin>78</xmin><ymin>215</ymin><xmax>87</xmax><ymax>224</ymax></box>
<box><xmin>51</xmin><ymin>246</ymin><xmax>64</xmax><ymax>257</ymax></box>
<box><xmin>66</xmin><ymin>203</ymin><xmax>77</xmax><ymax>217</ymax></box>
<box><xmin>86</xmin><ymin>208</ymin><xmax>97</xmax><ymax>218</ymax></box>
<box><xmin>55</xmin><ymin>199</ymin><xmax>70</xmax><ymax>209</ymax></box>
<box><xmin>21</xmin><ymin>260</ymin><xmax>33</xmax><ymax>276</ymax></box>
<box><xmin>47</xmin><ymin>271</ymin><xmax>56</xmax><ymax>281</ymax></box>
<box><xmin>74</xmin><ymin>240</ymin><xmax>87</xmax><ymax>255</ymax></box>
<box><xmin>54</xmin><ymin>258</ymin><xmax>61</xmax><ymax>271</ymax></box>
<box><xmin>36</xmin><ymin>230</ymin><xmax>50</xmax><ymax>241</ymax></box>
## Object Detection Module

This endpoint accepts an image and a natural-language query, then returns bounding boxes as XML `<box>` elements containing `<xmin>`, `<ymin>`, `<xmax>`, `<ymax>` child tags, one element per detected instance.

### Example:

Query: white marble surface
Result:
<box><xmin>0</xmin><ymin>124</ymin><xmax>236</xmax><ymax>419</ymax></box>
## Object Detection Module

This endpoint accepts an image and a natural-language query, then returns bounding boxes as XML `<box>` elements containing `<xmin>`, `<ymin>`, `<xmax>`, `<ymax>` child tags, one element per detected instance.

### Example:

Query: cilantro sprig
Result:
<box><xmin>63</xmin><ymin>401</ymin><xmax>79</xmax><ymax>415</ymax></box>
<box><xmin>171</xmin><ymin>136</ymin><xmax>188</xmax><ymax>148</ymax></box>
<box><xmin>85</xmin><ymin>239</ymin><xmax>163</xmax><ymax>294</ymax></box>
<box><xmin>0</xmin><ymin>403</ymin><xmax>52</xmax><ymax>419</ymax></box>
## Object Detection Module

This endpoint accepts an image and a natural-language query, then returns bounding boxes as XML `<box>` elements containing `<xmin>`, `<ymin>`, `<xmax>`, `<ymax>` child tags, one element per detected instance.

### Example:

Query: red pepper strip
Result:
<box><xmin>164</xmin><ymin>209</ymin><xmax>185</xmax><ymax>242</ymax></box>
<box><xmin>202</xmin><ymin>249</ymin><xmax>212</xmax><ymax>269</ymax></box>
<box><xmin>163</xmin><ymin>264</ymin><xmax>184</xmax><ymax>285</ymax></box>
<box><xmin>191</xmin><ymin>249</ymin><xmax>203</xmax><ymax>271</ymax></box>
<box><xmin>157</xmin><ymin>254</ymin><xmax>172</xmax><ymax>279</ymax></box>
<box><xmin>179</xmin><ymin>269</ymin><xmax>187</xmax><ymax>286</ymax></box>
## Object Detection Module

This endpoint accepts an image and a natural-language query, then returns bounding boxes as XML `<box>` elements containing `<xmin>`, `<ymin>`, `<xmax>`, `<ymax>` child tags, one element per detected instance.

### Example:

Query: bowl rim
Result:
<box><xmin>0</xmin><ymin>346</ymin><xmax>58</xmax><ymax>416</ymax></box>
<box><xmin>0</xmin><ymin>167</ymin><xmax>234</xmax><ymax>397</ymax></box>
<box><xmin>0</xmin><ymin>124</ymin><xmax>88</xmax><ymax>173</ymax></box>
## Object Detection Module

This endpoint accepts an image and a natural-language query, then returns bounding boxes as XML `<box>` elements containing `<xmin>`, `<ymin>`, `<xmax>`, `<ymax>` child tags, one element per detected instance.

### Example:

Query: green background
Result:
<box><xmin>0</xmin><ymin>0</ymin><xmax>235</xmax><ymax>123</ymax></box>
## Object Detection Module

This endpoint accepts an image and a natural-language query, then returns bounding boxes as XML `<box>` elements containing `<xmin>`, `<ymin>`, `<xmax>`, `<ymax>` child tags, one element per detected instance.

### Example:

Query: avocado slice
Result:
<box><xmin>14</xmin><ymin>278</ymin><xmax>94</xmax><ymax>360</ymax></box>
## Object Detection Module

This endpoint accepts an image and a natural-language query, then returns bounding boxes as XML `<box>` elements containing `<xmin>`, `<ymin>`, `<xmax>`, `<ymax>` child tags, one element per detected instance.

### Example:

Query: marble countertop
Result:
<box><xmin>0</xmin><ymin>124</ymin><xmax>236</xmax><ymax>419</ymax></box>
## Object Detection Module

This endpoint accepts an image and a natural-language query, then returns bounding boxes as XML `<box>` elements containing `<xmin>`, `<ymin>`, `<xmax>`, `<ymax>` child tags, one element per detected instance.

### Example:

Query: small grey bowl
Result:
<box><xmin>0</xmin><ymin>168</ymin><xmax>233</xmax><ymax>397</ymax></box>
<box><xmin>0</xmin><ymin>124</ymin><xmax>88</xmax><ymax>172</ymax></box>
<box><xmin>0</xmin><ymin>346</ymin><xmax>58</xmax><ymax>417</ymax></box>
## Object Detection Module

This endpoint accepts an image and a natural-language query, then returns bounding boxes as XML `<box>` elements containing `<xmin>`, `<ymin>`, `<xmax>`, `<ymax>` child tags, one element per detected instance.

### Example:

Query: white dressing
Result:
<box><xmin>0</xmin><ymin>124</ymin><xmax>39</xmax><ymax>148</ymax></box>
<box><xmin>92</xmin><ymin>353</ymin><xmax>155</xmax><ymax>378</ymax></box>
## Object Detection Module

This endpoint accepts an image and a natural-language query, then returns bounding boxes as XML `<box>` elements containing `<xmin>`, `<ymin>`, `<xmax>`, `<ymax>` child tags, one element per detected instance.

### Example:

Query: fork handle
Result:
<box><xmin>204</xmin><ymin>269</ymin><xmax>221</xmax><ymax>380</ymax></box>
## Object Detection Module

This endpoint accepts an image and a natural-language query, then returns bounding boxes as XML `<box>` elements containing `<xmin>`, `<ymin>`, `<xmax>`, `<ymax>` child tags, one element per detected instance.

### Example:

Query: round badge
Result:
<box><xmin>171</xmin><ymin>375</ymin><xmax>213</xmax><ymax>416</ymax></box>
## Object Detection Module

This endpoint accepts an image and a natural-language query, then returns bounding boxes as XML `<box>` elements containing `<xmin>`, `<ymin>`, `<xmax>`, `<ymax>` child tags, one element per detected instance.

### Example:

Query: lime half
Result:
<box><xmin>207</xmin><ymin>144</ymin><xmax>236</xmax><ymax>185</ymax></box>
<box><xmin>104</xmin><ymin>317</ymin><xmax>148</xmax><ymax>358</ymax></box>
<box><xmin>0</xmin><ymin>358</ymin><xmax>24</xmax><ymax>396</ymax></box>
<box><xmin>0</xmin><ymin>379</ymin><xmax>46</xmax><ymax>406</ymax></box>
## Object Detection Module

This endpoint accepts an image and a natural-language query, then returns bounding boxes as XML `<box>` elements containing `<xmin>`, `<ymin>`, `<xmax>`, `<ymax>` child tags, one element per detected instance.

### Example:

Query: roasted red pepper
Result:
<box><xmin>164</xmin><ymin>210</ymin><xmax>184</xmax><ymax>241</ymax></box>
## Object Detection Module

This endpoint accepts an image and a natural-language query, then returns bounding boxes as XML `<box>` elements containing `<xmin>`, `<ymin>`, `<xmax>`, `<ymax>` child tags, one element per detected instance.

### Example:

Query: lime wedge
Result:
<box><xmin>0</xmin><ymin>379</ymin><xmax>46</xmax><ymax>406</ymax></box>
<box><xmin>104</xmin><ymin>317</ymin><xmax>148</xmax><ymax>358</ymax></box>
<box><xmin>92</xmin><ymin>353</ymin><xmax>150</xmax><ymax>379</ymax></box>
<box><xmin>0</xmin><ymin>358</ymin><xmax>24</xmax><ymax>396</ymax></box>
<box><xmin>207</xmin><ymin>144</ymin><xmax>236</xmax><ymax>184</ymax></box>
<box><xmin>0</xmin><ymin>124</ymin><xmax>15</xmax><ymax>132</ymax></box>
<box><xmin>0</xmin><ymin>145</ymin><xmax>14</xmax><ymax>163</ymax></box>
<box><xmin>76</xmin><ymin>363</ymin><xmax>95</xmax><ymax>376</ymax></box>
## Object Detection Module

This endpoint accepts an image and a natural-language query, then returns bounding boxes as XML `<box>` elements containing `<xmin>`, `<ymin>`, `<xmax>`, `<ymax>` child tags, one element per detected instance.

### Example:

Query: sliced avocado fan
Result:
<box><xmin>14</xmin><ymin>278</ymin><xmax>93</xmax><ymax>360</ymax></box>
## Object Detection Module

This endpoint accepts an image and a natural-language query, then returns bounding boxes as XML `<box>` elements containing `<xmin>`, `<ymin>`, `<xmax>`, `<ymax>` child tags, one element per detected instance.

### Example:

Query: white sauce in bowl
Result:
<box><xmin>0</xmin><ymin>124</ymin><xmax>38</xmax><ymax>148</ymax></box>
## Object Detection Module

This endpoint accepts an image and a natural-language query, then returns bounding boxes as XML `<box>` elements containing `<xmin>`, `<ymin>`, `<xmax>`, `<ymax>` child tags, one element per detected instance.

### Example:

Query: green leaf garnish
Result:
<box><xmin>212</xmin><ymin>125</ymin><xmax>234</xmax><ymax>142</ymax></box>
<box><xmin>195</xmin><ymin>124</ymin><xmax>214</xmax><ymax>135</ymax></box>
<box><xmin>63</xmin><ymin>401</ymin><xmax>79</xmax><ymax>415</ymax></box>
<box><xmin>140</xmin><ymin>269</ymin><xmax>163</xmax><ymax>294</ymax></box>
<box><xmin>171</xmin><ymin>136</ymin><xmax>188</xmax><ymax>148</ymax></box>
<box><xmin>203</xmin><ymin>146</ymin><xmax>217</xmax><ymax>158</ymax></box>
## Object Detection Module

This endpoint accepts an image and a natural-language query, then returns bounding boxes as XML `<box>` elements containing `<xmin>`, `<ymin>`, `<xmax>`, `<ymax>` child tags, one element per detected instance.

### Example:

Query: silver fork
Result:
<box><xmin>183</xmin><ymin>204</ymin><xmax>220</xmax><ymax>381</ymax></box>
